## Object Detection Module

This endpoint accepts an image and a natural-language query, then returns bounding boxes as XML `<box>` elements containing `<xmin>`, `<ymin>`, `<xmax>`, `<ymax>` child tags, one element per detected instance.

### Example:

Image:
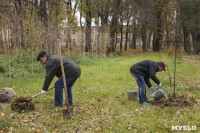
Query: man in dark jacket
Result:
<box><xmin>37</xmin><ymin>51</ymin><xmax>81</xmax><ymax>107</ymax></box>
<box><xmin>130</xmin><ymin>60</ymin><xmax>165</xmax><ymax>105</ymax></box>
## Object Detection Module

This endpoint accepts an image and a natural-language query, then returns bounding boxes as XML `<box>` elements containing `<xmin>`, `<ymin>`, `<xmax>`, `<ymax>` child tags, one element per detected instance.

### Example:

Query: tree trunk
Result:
<box><xmin>85</xmin><ymin>0</ymin><xmax>92</xmax><ymax>53</ymax></box>
<box><xmin>152</xmin><ymin>32</ymin><xmax>156</xmax><ymax>50</ymax></box>
<box><xmin>153</xmin><ymin>1</ymin><xmax>164</xmax><ymax>52</ymax></box>
<box><xmin>183</xmin><ymin>23</ymin><xmax>191</xmax><ymax>54</ymax></box>
<box><xmin>120</xmin><ymin>21</ymin><xmax>123</xmax><ymax>51</ymax></box>
<box><xmin>124</xmin><ymin>21</ymin><xmax>129</xmax><ymax>51</ymax></box>
<box><xmin>166</xmin><ymin>29</ymin><xmax>170</xmax><ymax>48</ymax></box>
<box><xmin>141</xmin><ymin>21</ymin><xmax>147</xmax><ymax>52</ymax></box>
<box><xmin>191</xmin><ymin>32</ymin><xmax>197</xmax><ymax>54</ymax></box>
<box><xmin>67</xmin><ymin>31</ymin><xmax>72</xmax><ymax>55</ymax></box>
<box><xmin>115</xmin><ymin>32</ymin><xmax>117</xmax><ymax>51</ymax></box>
<box><xmin>19</xmin><ymin>0</ymin><xmax>26</xmax><ymax>50</ymax></box>
<box><xmin>0</xmin><ymin>26</ymin><xmax>3</xmax><ymax>48</ymax></box>
<box><xmin>107</xmin><ymin>0</ymin><xmax>121</xmax><ymax>55</ymax></box>
<box><xmin>131</xmin><ymin>21</ymin><xmax>137</xmax><ymax>49</ymax></box>
<box><xmin>196</xmin><ymin>33</ymin><xmax>200</xmax><ymax>54</ymax></box>
<box><xmin>147</xmin><ymin>30</ymin><xmax>152</xmax><ymax>49</ymax></box>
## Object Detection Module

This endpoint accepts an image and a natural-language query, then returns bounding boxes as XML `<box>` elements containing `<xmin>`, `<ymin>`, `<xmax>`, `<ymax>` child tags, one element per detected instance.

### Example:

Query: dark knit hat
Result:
<box><xmin>158</xmin><ymin>61</ymin><xmax>166</xmax><ymax>71</ymax></box>
<box><xmin>37</xmin><ymin>51</ymin><xmax>47</xmax><ymax>61</ymax></box>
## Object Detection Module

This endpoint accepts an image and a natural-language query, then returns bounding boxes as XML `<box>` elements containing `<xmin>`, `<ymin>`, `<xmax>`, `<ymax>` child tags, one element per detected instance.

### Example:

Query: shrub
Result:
<box><xmin>114</xmin><ymin>51</ymin><xmax>123</xmax><ymax>56</ymax></box>
<box><xmin>0</xmin><ymin>65</ymin><xmax>6</xmax><ymax>73</ymax></box>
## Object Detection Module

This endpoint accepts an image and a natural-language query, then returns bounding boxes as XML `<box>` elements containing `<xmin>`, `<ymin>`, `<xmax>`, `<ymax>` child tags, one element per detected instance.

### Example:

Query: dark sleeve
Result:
<box><xmin>150</xmin><ymin>75</ymin><xmax>160</xmax><ymax>85</ymax></box>
<box><xmin>144</xmin><ymin>78</ymin><xmax>152</xmax><ymax>88</ymax></box>
<box><xmin>42</xmin><ymin>66</ymin><xmax>57</xmax><ymax>91</ymax></box>
<box><xmin>149</xmin><ymin>64</ymin><xmax>160</xmax><ymax>85</ymax></box>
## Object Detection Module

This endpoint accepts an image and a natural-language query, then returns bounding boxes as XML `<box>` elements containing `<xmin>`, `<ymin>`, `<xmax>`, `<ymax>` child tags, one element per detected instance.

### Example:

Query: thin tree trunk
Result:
<box><xmin>147</xmin><ymin>30</ymin><xmax>152</xmax><ymax>49</ymax></box>
<box><xmin>191</xmin><ymin>32</ymin><xmax>197</xmax><ymax>54</ymax></box>
<box><xmin>124</xmin><ymin>20</ymin><xmax>129</xmax><ymax>51</ymax></box>
<box><xmin>166</xmin><ymin>29</ymin><xmax>170</xmax><ymax>48</ymax></box>
<box><xmin>120</xmin><ymin>22</ymin><xmax>123</xmax><ymax>51</ymax></box>
<box><xmin>107</xmin><ymin>0</ymin><xmax>121</xmax><ymax>55</ymax></box>
<box><xmin>131</xmin><ymin>21</ymin><xmax>137</xmax><ymax>49</ymax></box>
<box><xmin>141</xmin><ymin>21</ymin><xmax>147</xmax><ymax>52</ymax></box>
<box><xmin>174</xmin><ymin>44</ymin><xmax>176</xmax><ymax>95</ymax></box>
<box><xmin>152</xmin><ymin>32</ymin><xmax>156</xmax><ymax>50</ymax></box>
<box><xmin>7</xmin><ymin>25</ymin><xmax>11</xmax><ymax>79</ymax></box>
<box><xmin>19</xmin><ymin>0</ymin><xmax>26</xmax><ymax>50</ymax></box>
<box><xmin>85</xmin><ymin>0</ymin><xmax>92</xmax><ymax>53</ymax></box>
<box><xmin>31</xmin><ymin>50</ymin><xmax>34</xmax><ymax>75</ymax></box>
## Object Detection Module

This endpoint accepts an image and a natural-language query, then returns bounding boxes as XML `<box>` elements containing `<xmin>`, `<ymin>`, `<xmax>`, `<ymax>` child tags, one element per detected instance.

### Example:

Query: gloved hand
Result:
<box><xmin>158</xmin><ymin>83</ymin><xmax>162</xmax><ymax>88</ymax></box>
<box><xmin>150</xmin><ymin>87</ymin><xmax>154</xmax><ymax>94</ymax></box>
<box><xmin>41</xmin><ymin>90</ymin><xmax>46</xmax><ymax>94</ymax></box>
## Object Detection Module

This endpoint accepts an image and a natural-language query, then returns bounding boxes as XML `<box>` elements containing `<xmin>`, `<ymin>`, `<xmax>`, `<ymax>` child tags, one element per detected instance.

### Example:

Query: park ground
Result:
<box><xmin>0</xmin><ymin>49</ymin><xmax>200</xmax><ymax>132</ymax></box>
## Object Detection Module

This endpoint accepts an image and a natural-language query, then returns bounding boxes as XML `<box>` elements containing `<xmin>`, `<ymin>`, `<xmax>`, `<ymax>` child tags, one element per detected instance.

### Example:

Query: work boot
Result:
<box><xmin>145</xmin><ymin>100</ymin><xmax>153</xmax><ymax>103</ymax></box>
<box><xmin>141</xmin><ymin>102</ymin><xmax>150</xmax><ymax>106</ymax></box>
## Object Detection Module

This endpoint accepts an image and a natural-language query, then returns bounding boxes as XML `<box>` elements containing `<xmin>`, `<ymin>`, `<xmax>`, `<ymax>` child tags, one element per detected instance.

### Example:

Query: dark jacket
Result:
<box><xmin>42</xmin><ymin>55</ymin><xmax>81</xmax><ymax>91</ymax></box>
<box><xmin>130</xmin><ymin>60</ymin><xmax>160</xmax><ymax>88</ymax></box>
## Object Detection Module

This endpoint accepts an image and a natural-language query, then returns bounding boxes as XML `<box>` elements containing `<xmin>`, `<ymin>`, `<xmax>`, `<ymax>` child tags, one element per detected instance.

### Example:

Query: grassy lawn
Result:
<box><xmin>0</xmin><ymin>51</ymin><xmax>200</xmax><ymax>132</ymax></box>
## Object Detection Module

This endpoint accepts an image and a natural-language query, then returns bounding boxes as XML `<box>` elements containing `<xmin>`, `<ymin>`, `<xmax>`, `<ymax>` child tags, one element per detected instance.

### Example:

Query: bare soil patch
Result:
<box><xmin>152</xmin><ymin>94</ymin><xmax>198</xmax><ymax>107</ymax></box>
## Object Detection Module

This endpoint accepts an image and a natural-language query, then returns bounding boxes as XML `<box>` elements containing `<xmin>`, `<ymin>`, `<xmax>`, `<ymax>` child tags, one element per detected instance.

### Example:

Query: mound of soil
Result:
<box><xmin>152</xmin><ymin>94</ymin><xmax>197</xmax><ymax>107</ymax></box>
<box><xmin>11</xmin><ymin>96</ymin><xmax>35</xmax><ymax>112</ymax></box>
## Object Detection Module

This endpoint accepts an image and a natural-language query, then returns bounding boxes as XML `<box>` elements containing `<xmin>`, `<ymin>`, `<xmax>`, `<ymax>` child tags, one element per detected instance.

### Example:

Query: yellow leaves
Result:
<box><xmin>22</xmin><ymin>119</ymin><xmax>29</xmax><ymax>123</ymax></box>
<box><xmin>187</xmin><ymin>93</ymin><xmax>193</xmax><ymax>98</ymax></box>
<box><xmin>0</xmin><ymin>112</ymin><xmax>5</xmax><ymax>117</ymax></box>
<box><xmin>36</xmin><ymin>129</ymin><xmax>40</xmax><ymax>133</ymax></box>
<box><xmin>134</xmin><ymin>108</ymin><xmax>143</xmax><ymax>115</ymax></box>
<box><xmin>198</xmin><ymin>84</ymin><xmax>200</xmax><ymax>88</ymax></box>
<box><xmin>95</xmin><ymin>127</ymin><xmax>102</xmax><ymax>132</ymax></box>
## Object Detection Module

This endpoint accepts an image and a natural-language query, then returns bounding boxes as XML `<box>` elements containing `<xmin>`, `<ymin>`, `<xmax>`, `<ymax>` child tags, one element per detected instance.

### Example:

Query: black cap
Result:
<box><xmin>37</xmin><ymin>51</ymin><xmax>47</xmax><ymax>61</ymax></box>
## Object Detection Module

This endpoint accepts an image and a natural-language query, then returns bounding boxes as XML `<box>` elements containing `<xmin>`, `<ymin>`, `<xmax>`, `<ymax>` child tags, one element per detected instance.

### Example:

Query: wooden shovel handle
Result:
<box><xmin>57</xmin><ymin>39</ymin><xmax>69</xmax><ymax>105</ymax></box>
<box><xmin>31</xmin><ymin>87</ymin><xmax>55</xmax><ymax>98</ymax></box>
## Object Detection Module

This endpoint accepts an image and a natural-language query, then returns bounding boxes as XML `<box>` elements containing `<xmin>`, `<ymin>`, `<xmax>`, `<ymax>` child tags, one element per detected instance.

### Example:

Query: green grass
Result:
<box><xmin>0</xmin><ymin>52</ymin><xmax>200</xmax><ymax>132</ymax></box>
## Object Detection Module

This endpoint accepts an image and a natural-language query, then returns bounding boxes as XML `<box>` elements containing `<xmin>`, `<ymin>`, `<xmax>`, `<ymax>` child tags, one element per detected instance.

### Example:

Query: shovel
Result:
<box><xmin>31</xmin><ymin>87</ymin><xmax>55</xmax><ymax>98</ymax></box>
<box><xmin>11</xmin><ymin>87</ymin><xmax>55</xmax><ymax>112</ymax></box>
<box><xmin>57</xmin><ymin>39</ymin><xmax>73</xmax><ymax>119</ymax></box>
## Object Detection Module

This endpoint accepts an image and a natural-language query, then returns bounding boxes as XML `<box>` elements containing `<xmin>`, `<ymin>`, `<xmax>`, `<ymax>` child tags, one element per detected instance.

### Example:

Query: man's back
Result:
<box><xmin>130</xmin><ymin>60</ymin><xmax>158</xmax><ymax>78</ymax></box>
<box><xmin>46</xmin><ymin>55</ymin><xmax>81</xmax><ymax>78</ymax></box>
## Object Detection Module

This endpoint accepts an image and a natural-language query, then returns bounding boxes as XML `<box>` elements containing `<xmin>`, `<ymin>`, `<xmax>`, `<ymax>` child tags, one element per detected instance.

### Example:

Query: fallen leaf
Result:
<box><xmin>95</xmin><ymin>127</ymin><xmax>102</xmax><ymax>132</ymax></box>
<box><xmin>187</xmin><ymin>93</ymin><xmax>193</xmax><ymax>98</ymax></box>
<box><xmin>37</xmin><ymin>129</ymin><xmax>40</xmax><ymax>133</ymax></box>
<box><xmin>0</xmin><ymin>112</ymin><xmax>5</xmax><ymax>117</ymax></box>
<box><xmin>22</xmin><ymin>120</ymin><xmax>29</xmax><ymax>123</ymax></box>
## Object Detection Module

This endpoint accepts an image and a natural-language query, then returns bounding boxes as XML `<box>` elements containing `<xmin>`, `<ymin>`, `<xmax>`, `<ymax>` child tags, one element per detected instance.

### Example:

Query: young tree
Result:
<box><xmin>107</xmin><ymin>0</ymin><xmax>121</xmax><ymax>55</ymax></box>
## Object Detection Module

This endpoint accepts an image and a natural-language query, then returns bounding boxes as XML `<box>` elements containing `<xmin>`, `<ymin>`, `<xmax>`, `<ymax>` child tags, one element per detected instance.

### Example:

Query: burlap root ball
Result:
<box><xmin>0</xmin><ymin>87</ymin><xmax>16</xmax><ymax>103</ymax></box>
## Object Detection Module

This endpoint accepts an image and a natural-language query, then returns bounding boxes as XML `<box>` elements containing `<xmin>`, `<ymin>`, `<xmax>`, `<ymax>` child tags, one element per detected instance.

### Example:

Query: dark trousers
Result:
<box><xmin>54</xmin><ymin>76</ymin><xmax>78</xmax><ymax>106</ymax></box>
<box><xmin>131</xmin><ymin>71</ymin><xmax>147</xmax><ymax>104</ymax></box>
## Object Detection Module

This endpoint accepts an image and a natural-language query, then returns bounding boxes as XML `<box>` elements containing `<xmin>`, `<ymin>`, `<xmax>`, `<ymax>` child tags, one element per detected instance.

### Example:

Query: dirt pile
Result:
<box><xmin>152</xmin><ymin>94</ymin><xmax>197</xmax><ymax>107</ymax></box>
<box><xmin>11</xmin><ymin>96</ymin><xmax>35</xmax><ymax>112</ymax></box>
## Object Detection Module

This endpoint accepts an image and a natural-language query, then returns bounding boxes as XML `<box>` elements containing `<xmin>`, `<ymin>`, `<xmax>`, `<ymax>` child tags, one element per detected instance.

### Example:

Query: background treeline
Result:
<box><xmin>0</xmin><ymin>0</ymin><xmax>200</xmax><ymax>56</ymax></box>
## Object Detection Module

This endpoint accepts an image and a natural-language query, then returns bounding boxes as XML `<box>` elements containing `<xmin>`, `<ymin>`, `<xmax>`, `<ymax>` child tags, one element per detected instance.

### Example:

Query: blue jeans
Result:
<box><xmin>131</xmin><ymin>71</ymin><xmax>147</xmax><ymax>104</ymax></box>
<box><xmin>54</xmin><ymin>76</ymin><xmax>78</xmax><ymax>106</ymax></box>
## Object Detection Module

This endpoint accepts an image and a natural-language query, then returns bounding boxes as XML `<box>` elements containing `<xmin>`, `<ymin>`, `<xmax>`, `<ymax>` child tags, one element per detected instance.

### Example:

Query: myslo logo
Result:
<box><xmin>171</xmin><ymin>125</ymin><xmax>196</xmax><ymax>130</ymax></box>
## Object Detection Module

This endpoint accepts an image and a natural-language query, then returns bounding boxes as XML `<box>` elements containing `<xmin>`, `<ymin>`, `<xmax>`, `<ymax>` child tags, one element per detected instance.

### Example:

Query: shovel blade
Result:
<box><xmin>62</xmin><ymin>108</ymin><xmax>73</xmax><ymax>119</ymax></box>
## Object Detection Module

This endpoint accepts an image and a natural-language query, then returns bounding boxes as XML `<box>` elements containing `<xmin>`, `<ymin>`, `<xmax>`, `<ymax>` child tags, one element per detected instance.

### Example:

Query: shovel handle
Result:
<box><xmin>31</xmin><ymin>87</ymin><xmax>55</xmax><ymax>98</ymax></box>
<box><xmin>57</xmin><ymin>39</ymin><xmax>69</xmax><ymax>105</ymax></box>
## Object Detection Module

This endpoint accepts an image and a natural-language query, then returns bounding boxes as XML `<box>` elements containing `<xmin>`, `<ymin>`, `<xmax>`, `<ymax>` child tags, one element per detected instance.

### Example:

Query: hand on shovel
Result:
<box><xmin>41</xmin><ymin>90</ymin><xmax>46</xmax><ymax>94</ymax></box>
